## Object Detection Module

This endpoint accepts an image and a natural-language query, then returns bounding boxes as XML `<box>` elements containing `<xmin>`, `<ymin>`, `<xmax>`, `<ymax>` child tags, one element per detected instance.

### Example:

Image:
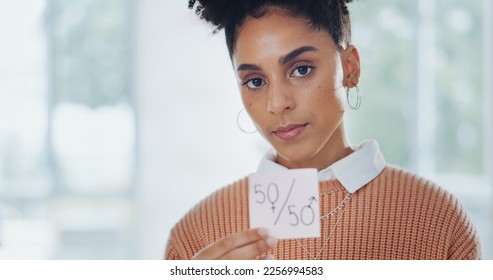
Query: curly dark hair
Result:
<box><xmin>188</xmin><ymin>0</ymin><xmax>353</xmax><ymax>56</ymax></box>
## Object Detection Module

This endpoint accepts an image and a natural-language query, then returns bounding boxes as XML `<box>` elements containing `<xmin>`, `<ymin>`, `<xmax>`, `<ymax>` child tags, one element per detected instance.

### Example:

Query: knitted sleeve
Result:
<box><xmin>446</xmin><ymin>197</ymin><xmax>482</xmax><ymax>259</ymax></box>
<box><xmin>164</xmin><ymin>177</ymin><xmax>249</xmax><ymax>260</ymax></box>
<box><xmin>165</xmin><ymin>241</ymin><xmax>182</xmax><ymax>260</ymax></box>
<box><xmin>165</xmin><ymin>227</ymin><xmax>192</xmax><ymax>260</ymax></box>
<box><xmin>164</xmin><ymin>202</ymin><xmax>207</xmax><ymax>260</ymax></box>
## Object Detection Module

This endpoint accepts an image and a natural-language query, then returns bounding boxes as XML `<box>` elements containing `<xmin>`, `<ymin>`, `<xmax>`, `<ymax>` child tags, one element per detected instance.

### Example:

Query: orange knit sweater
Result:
<box><xmin>165</xmin><ymin>166</ymin><xmax>481</xmax><ymax>259</ymax></box>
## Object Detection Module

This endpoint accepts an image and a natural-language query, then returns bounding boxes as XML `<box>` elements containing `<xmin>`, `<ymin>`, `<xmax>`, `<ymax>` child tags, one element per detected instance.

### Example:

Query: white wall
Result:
<box><xmin>135</xmin><ymin>0</ymin><xmax>269</xmax><ymax>259</ymax></box>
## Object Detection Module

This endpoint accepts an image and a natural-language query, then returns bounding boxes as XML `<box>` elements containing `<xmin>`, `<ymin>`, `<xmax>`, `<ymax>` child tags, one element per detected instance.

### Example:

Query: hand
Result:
<box><xmin>192</xmin><ymin>228</ymin><xmax>277</xmax><ymax>260</ymax></box>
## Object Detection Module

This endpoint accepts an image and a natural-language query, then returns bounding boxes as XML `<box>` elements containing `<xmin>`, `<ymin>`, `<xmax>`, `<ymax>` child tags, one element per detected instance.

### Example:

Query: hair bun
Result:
<box><xmin>188</xmin><ymin>0</ymin><xmax>354</xmax><ymax>53</ymax></box>
<box><xmin>188</xmin><ymin>0</ymin><xmax>252</xmax><ymax>29</ymax></box>
<box><xmin>340</xmin><ymin>0</ymin><xmax>352</xmax><ymax>15</ymax></box>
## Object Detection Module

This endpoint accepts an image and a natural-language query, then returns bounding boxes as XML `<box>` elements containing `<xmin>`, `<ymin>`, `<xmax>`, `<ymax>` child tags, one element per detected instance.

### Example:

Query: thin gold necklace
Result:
<box><xmin>321</xmin><ymin>193</ymin><xmax>352</xmax><ymax>220</ymax></box>
<box><xmin>296</xmin><ymin>193</ymin><xmax>352</xmax><ymax>260</ymax></box>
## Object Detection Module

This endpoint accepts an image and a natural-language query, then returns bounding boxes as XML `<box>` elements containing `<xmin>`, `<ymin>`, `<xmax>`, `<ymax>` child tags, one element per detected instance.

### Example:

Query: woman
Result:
<box><xmin>165</xmin><ymin>0</ymin><xmax>481</xmax><ymax>260</ymax></box>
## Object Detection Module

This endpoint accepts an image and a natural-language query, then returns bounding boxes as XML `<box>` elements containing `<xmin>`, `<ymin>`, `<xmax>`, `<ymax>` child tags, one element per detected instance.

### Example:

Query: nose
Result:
<box><xmin>267</xmin><ymin>83</ymin><xmax>295</xmax><ymax>115</ymax></box>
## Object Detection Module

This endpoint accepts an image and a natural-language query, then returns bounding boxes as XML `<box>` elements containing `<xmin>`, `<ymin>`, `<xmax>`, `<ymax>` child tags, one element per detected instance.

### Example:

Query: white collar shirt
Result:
<box><xmin>256</xmin><ymin>139</ymin><xmax>386</xmax><ymax>193</ymax></box>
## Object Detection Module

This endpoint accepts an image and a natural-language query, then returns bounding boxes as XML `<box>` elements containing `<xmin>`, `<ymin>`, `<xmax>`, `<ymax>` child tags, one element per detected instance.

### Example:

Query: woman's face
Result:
<box><xmin>232</xmin><ymin>9</ymin><xmax>359</xmax><ymax>169</ymax></box>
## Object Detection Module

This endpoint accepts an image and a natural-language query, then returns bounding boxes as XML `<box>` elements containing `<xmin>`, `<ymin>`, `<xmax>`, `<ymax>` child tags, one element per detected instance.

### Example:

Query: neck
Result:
<box><xmin>276</xmin><ymin>124</ymin><xmax>353</xmax><ymax>171</ymax></box>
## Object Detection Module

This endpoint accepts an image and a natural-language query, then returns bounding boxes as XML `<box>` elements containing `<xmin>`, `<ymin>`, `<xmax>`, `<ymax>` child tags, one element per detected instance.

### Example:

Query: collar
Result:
<box><xmin>256</xmin><ymin>139</ymin><xmax>386</xmax><ymax>193</ymax></box>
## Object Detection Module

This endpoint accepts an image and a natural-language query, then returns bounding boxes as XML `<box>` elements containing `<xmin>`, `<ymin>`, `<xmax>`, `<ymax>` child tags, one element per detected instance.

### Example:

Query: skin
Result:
<box><xmin>192</xmin><ymin>7</ymin><xmax>361</xmax><ymax>260</ymax></box>
<box><xmin>192</xmin><ymin>228</ymin><xmax>276</xmax><ymax>260</ymax></box>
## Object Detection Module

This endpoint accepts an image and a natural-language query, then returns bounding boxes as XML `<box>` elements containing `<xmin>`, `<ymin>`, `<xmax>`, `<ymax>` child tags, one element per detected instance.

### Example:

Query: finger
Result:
<box><xmin>193</xmin><ymin>228</ymin><xmax>269</xmax><ymax>260</ymax></box>
<box><xmin>260</xmin><ymin>254</ymin><xmax>276</xmax><ymax>260</ymax></box>
<box><xmin>218</xmin><ymin>236</ymin><xmax>277</xmax><ymax>260</ymax></box>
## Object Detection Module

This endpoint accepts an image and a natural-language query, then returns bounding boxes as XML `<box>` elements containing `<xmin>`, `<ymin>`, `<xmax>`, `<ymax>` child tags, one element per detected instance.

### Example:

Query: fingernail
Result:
<box><xmin>266</xmin><ymin>237</ymin><xmax>277</xmax><ymax>247</ymax></box>
<box><xmin>258</xmin><ymin>228</ymin><xmax>269</xmax><ymax>237</ymax></box>
<box><xmin>264</xmin><ymin>254</ymin><xmax>275</xmax><ymax>260</ymax></box>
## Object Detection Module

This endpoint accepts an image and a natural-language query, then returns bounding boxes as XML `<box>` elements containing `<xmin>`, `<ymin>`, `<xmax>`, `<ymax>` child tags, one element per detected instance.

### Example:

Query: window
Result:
<box><xmin>347</xmin><ymin>0</ymin><xmax>492</xmax><ymax>258</ymax></box>
<box><xmin>0</xmin><ymin>0</ymin><xmax>136</xmax><ymax>259</ymax></box>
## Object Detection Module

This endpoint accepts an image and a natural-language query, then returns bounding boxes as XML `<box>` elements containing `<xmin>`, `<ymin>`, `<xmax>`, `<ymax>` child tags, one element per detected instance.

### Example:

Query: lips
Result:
<box><xmin>273</xmin><ymin>123</ymin><xmax>308</xmax><ymax>141</ymax></box>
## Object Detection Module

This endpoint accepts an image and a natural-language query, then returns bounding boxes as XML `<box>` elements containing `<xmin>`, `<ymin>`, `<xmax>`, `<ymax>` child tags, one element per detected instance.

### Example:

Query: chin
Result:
<box><xmin>275</xmin><ymin>146</ymin><xmax>319</xmax><ymax>168</ymax></box>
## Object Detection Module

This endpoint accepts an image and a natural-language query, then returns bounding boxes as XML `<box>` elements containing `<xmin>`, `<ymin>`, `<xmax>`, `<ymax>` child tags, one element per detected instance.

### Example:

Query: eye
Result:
<box><xmin>242</xmin><ymin>78</ymin><xmax>265</xmax><ymax>89</ymax></box>
<box><xmin>291</xmin><ymin>65</ymin><xmax>314</xmax><ymax>77</ymax></box>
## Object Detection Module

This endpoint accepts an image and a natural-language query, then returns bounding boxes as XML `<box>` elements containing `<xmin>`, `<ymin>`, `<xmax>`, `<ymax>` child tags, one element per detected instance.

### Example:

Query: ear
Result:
<box><xmin>340</xmin><ymin>45</ymin><xmax>361</xmax><ymax>88</ymax></box>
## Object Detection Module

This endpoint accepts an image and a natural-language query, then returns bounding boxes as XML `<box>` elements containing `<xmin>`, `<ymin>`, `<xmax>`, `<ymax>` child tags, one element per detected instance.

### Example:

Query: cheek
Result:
<box><xmin>312</xmin><ymin>63</ymin><xmax>344</xmax><ymax>106</ymax></box>
<box><xmin>241</xmin><ymin>91</ymin><xmax>256</xmax><ymax>113</ymax></box>
<box><xmin>312</xmin><ymin>84</ymin><xmax>340</xmax><ymax>106</ymax></box>
<box><xmin>240</xmin><ymin>91</ymin><xmax>255</xmax><ymax>113</ymax></box>
<box><xmin>305</xmin><ymin>83</ymin><xmax>345</xmax><ymax>121</ymax></box>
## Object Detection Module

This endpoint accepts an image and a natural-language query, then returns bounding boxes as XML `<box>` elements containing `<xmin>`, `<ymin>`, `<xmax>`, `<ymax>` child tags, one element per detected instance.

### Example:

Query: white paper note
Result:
<box><xmin>248</xmin><ymin>169</ymin><xmax>320</xmax><ymax>239</ymax></box>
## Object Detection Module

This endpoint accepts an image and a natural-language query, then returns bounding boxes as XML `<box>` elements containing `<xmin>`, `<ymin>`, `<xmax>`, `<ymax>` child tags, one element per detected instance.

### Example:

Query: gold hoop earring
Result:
<box><xmin>236</xmin><ymin>108</ymin><xmax>257</xmax><ymax>134</ymax></box>
<box><xmin>346</xmin><ymin>85</ymin><xmax>361</xmax><ymax>110</ymax></box>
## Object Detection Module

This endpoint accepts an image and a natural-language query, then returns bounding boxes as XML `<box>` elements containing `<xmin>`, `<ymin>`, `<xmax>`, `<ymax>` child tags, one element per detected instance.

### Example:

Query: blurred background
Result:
<box><xmin>0</xmin><ymin>0</ymin><xmax>491</xmax><ymax>259</ymax></box>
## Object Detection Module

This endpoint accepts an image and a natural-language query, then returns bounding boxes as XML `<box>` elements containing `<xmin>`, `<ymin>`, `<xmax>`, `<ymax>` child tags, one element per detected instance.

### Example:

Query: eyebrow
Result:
<box><xmin>237</xmin><ymin>64</ymin><xmax>261</xmax><ymax>72</ymax></box>
<box><xmin>236</xmin><ymin>46</ymin><xmax>319</xmax><ymax>72</ymax></box>
<box><xmin>279</xmin><ymin>46</ymin><xmax>318</xmax><ymax>65</ymax></box>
